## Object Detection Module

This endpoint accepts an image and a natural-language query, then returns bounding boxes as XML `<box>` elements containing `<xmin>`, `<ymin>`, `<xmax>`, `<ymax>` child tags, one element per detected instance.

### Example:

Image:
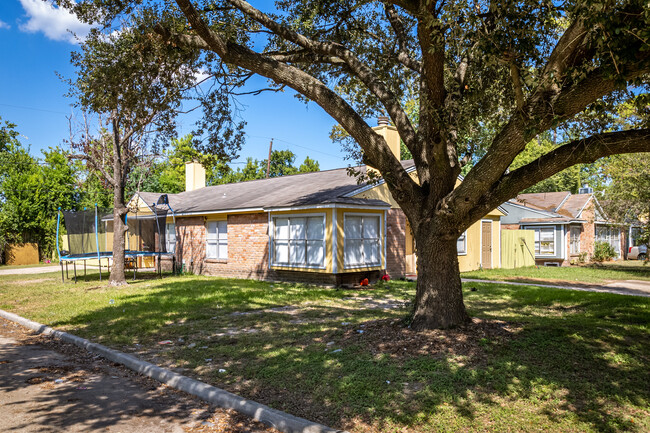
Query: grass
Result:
<box><xmin>463</xmin><ymin>260</ymin><xmax>650</xmax><ymax>284</ymax></box>
<box><xmin>0</xmin><ymin>270</ymin><xmax>648</xmax><ymax>432</ymax></box>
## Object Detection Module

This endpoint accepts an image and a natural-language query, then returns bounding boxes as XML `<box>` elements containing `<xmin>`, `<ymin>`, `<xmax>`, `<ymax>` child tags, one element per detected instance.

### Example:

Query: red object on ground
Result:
<box><xmin>381</xmin><ymin>274</ymin><xmax>391</xmax><ymax>281</ymax></box>
<box><xmin>360</xmin><ymin>278</ymin><xmax>369</xmax><ymax>286</ymax></box>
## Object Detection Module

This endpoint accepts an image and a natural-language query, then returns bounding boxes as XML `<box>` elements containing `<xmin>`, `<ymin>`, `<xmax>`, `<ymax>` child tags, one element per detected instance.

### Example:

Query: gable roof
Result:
<box><xmin>513</xmin><ymin>192</ymin><xmax>571</xmax><ymax>213</ymax></box>
<box><xmin>503</xmin><ymin>191</ymin><xmax>601</xmax><ymax>225</ymax></box>
<box><xmin>513</xmin><ymin>191</ymin><xmax>593</xmax><ymax>219</ymax></box>
<box><xmin>136</xmin><ymin>164</ymin><xmax>403</xmax><ymax>215</ymax></box>
<box><xmin>559</xmin><ymin>194</ymin><xmax>592</xmax><ymax>218</ymax></box>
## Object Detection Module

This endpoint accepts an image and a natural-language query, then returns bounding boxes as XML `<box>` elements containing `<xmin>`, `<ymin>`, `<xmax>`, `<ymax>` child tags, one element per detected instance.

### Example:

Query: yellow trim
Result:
<box><xmin>205</xmin><ymin>214</ymin><xmax>227</xmax><ymax>221</ymax></box>
<box><xmin>336</xmin><ymin>208</ymin><xmax>385</xmax><ymax>273</ymax></box>
<box><xmin>269</xmin><ymin>209</ymin><xmax>334</xmax><ymax>273</ymax></box>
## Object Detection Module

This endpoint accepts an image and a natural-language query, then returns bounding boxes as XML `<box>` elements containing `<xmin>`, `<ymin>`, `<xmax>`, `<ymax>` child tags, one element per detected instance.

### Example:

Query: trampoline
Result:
<box><xmin>56</xmin><ymin>195</ymin><xmax>176</xmax><ymax>283</ymax></box>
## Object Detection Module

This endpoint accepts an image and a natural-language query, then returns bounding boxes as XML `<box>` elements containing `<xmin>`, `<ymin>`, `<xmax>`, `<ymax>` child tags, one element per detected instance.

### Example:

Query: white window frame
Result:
<box><xmin>206</xmin><ymin>220</ymin><xmax>228</xmax><ymax>260</ymax></box>
<box><xmin>343</xmin><ymin>213</ymin><xmax>382</xmax><ymax>269</ymax></box>
<box><xmin>457</xmin><ymin>231</ymin><xmax>467</xmax><ymax>255</ymax></box>
<box><xmin>569</xmin><ymin>226</ymin><xmax>581</xmax><ymax>255</ymax></box>
<box><xmin>270</xmin><ymin>213</ymin><xmax>327</xmax><ymax>269</ymax></box>
<box><xmin>596</xmin><ymin>225</ymin><xmax>620</xmax><ymax>256</ymax></box>
<box><xmin>525</xmin><ymin>226</ymin><xmax>556</xmax><ymax>256</ymax></box>
<box><xmin>166</xmin><ymin>222</ymin><xmax>176</xmax><ymax>254</ymax></box>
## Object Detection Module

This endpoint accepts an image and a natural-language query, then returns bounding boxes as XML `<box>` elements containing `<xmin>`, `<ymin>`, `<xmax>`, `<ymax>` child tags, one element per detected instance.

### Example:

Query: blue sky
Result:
<box><xmin>0</xmin><ymin>0</ymin><xmax>349</xmax><ymax>170</ymax></box>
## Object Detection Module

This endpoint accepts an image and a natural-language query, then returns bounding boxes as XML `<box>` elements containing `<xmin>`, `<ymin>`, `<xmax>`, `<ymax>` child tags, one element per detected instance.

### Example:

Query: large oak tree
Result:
<box><xmin>64</xmin><ymin>0</ymin><xmax>650</xmax><ymax>328</ymax></box>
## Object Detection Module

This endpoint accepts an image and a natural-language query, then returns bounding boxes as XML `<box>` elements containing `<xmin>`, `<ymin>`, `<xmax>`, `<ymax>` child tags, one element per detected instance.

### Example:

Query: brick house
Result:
<box><xmin>501</xmin><ymin>191</ymin><xmax>630</xmax><ymax>266</ymax></box>
<box><xmin>130</xmin><ymin>123</ymin><xmax>505</xmax><ymax>284</ymax></box>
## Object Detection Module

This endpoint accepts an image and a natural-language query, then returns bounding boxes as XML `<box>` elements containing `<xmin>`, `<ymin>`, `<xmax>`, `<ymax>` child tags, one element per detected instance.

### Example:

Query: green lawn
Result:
<box><xmin>463</xmin><ymin>261</ymin><xmax>650</xmax><ymax>284</ymax></box>
<box><xmin>0</xmin><ymin>271</ymin><xmax>648</xmax><ymax>432</ymax></box>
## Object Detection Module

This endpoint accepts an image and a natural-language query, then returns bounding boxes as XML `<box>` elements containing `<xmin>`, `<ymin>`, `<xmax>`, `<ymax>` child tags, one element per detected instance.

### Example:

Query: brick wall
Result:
<box><xmin>203</xmin><ymin>213</ymin><xmax>269</xmax><ymax>279</ymax></box>
<box><xmin>162</xmin><ymin>212</ymin><xmax>342</xmax><ymax>285</ymax></box>
<box><xmin>501</xmin><ymin>223</ymin><xmax>520</xmax><ymax>230</ymax></box>
<box><xmin>176</xmin><ymin>216</ymin><xmax>206</xmax><ymax>272</ymax></box>
<box><xmin>580</xmin><ymin>203</ymin><xmax>596</xmax><ymax>260</ymax></box>
<box><xmin>386</xmin><ymin>208</ymin><xmax>406</xmax><ymax>278</ymax></box>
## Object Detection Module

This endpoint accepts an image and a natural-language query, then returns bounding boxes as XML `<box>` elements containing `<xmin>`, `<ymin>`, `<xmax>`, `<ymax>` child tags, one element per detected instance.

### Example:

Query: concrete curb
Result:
<box><xmin>0</xmin><ymin>309</ymin><xmax>345</xmax><ymax>433</ymax></box>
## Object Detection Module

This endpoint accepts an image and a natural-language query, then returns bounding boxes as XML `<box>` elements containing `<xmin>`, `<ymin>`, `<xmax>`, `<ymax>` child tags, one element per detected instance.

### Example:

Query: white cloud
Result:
<box><xmin>194</xmin><ymin>69</ymin><xmax>212</xmax><ymax>83</ymax></box>
<box><xmin>0</xmin><ymin>20</ymin><xmax>10</xmax><ymax>30</ymax></box>
<box><xmin>18</xmin><ymin>0</ymin><xmax>93</xmax><ymax>44</ymax></box>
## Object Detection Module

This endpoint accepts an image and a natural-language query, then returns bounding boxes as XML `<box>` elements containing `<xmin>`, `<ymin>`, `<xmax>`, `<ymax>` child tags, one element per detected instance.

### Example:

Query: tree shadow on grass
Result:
<box><xmin>50</xmin><ymin>278</ymin><xmax>650</xmax><ymax>432</ymax></box>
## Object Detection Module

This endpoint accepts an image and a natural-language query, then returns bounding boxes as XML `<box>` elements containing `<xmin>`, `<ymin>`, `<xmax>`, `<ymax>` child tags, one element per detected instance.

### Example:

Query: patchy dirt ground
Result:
<box><xmin>0</xmin><ymin>318</ymin><xmax>280</xmax><ymax>433</ymax></box>
<box><xmin>335</xmin><ymin>317</ymin><xmax>520</xmax><ymax>362</ymax></box>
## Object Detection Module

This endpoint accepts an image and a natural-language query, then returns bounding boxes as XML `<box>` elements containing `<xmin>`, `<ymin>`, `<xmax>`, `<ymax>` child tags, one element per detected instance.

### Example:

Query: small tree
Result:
<box><xmin>66</xmin><ymin>22</ymin><xmax>222</xmax><ymax>285</ymax></box>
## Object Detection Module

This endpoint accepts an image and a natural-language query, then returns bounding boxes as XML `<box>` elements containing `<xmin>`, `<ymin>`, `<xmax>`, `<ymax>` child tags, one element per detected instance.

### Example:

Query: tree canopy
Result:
<box><xmin>0</xmin><ymin>119</ymin><xmax>77</xmax><ymax>260</ymax></box>
<box><xmin>60</xmin><ymin>0</ymin><xmax>650</xmax><ymax>328</ymax></box>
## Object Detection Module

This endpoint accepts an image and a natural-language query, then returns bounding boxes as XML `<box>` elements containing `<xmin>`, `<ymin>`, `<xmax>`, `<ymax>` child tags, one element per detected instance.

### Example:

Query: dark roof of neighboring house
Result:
<box><xmin>513</xmin><ymin>192</ymin><xmax>592</xmax><ymax>218</ymax></box>
<box><xmin>137</xmin><ymin>161</ymin><xmax>417</xmax><ymax>214</ymax></box>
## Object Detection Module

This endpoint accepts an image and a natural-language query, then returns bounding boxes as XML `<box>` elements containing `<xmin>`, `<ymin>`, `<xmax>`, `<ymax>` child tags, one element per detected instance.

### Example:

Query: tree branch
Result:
<box><xmin>539</xmin><ymin>19</ymin><xmax>588</xmax><ymax>94</ymax></box>
<box><xmin>509</xmin><ymin>61</ymin><xmax>524</xmax><ymax>111</ymax></box>
<box><xmin>473</xmin><ymin>129</ymin><xmax>650</xmax><ymax>222</ymax></box>
<box><xmin>454</xmin><ymin>54</ymin><xmax>650</xmax><ymax>214</ymax></box>
<box><xmin>167</xmin><ymin>0</ymin><xmax>422</xmax><ymax>213</ymax></box>
<box><xmin>384</xmin><ymin>3</ymin><xmax>422</xmax><ymax>73</ymax></box>
<box><xmin>222</xmin><ymin>0</ymin><xmax>419</xmax><ymax>154</ymax></box>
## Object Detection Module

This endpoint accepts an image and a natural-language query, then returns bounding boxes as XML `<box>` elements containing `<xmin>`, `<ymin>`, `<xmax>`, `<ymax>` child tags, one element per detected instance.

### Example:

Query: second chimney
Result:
<box><xmin>367</xmin><ymin>117</ymin><xmax>401</xmax><ymax>176</ymax></box>
<box><xmin>185</xmin><ymin>161</ymin><xmax>206</xmax><ymax>192</ymax></box>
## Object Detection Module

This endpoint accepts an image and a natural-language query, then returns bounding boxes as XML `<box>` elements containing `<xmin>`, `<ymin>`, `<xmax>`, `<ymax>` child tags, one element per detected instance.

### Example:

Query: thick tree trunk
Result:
<box><xmin>411</xmin><ymin>230</ymin><xmax>470</xmax><ymax>330</ymax></box>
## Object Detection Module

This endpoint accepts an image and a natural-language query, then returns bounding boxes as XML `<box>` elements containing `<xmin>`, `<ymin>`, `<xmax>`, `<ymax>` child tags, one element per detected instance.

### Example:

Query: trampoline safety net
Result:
<box><xmin>62</xmin><ymin>208</ymin><xmax>110</xmax><ymax>257</ymax></box>
<box><xmin>59</xmin><ymin>205</ymin><xmax>171</xmax><ymax>258</ymax></box>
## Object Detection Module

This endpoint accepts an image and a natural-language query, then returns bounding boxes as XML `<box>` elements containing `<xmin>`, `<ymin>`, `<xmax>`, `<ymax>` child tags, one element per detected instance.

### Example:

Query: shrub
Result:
<box><xmin>578</xmin><ymin>252</ymin><xmax>588</xmax><ymax>264</ymax></box>
<box><xmin>593</xmin><ymin>241</ymin><xmax>616</xmax><ymax>262</ymax></box>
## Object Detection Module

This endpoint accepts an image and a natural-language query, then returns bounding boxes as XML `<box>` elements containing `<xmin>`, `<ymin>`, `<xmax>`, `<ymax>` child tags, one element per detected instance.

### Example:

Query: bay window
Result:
<box><xmin>273</xmin><ymin>215</ymin><xmax>325</xmax><ymax>267</ymax></box>
<box><xmin>344</xmin><ymin>215</ymin><xmax>381</xmax><ymax>267</ymax></box>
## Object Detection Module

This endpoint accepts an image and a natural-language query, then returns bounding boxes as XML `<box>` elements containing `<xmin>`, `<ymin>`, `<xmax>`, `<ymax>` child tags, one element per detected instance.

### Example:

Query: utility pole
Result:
<box><xmin>266</xmin><ymin>138</ymin><xmax>273</xmax><ymax>178</ymax></box>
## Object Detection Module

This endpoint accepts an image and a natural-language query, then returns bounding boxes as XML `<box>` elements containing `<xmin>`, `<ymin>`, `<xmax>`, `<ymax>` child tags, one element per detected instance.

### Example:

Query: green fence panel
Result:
<box><xmin>501</xmin><ymin>230</ymin><xmax>536</xmax><ymax>269</ymax></box>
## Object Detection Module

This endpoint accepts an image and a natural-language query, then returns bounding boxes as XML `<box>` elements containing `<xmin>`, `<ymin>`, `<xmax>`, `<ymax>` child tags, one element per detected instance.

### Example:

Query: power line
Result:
<box><xmin>245</xmin><ymin>133</ymin><xmax>344</xmax><ymax>160</ymax></box>
<box><xmin>0</xmin><ymin>103</ymin><xmax>69</xmax><ymax>116</ymax></box>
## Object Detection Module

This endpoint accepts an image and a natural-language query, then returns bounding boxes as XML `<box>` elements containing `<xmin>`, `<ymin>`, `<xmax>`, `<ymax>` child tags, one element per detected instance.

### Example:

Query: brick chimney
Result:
<box><xmin>185</xmin><ymin>161</ymin><xmax>206</xmax><ymax>192</ymax></box>
<box><xmin>368</xmin><ymin>116</ymin><xmax>401</xmax><ymax>175</ymax></box>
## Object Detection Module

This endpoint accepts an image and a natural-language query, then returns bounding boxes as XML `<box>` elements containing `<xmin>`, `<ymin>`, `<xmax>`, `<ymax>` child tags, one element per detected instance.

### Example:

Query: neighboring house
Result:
<box><xmin>129</xmin><ymin>123</ymin><xmax>505</xmax><ymax>284</ymax></box>
<box><xmin>501</xmin><ymin>191</ymin><xmax>629</xmax><ymax>266</ymax></box>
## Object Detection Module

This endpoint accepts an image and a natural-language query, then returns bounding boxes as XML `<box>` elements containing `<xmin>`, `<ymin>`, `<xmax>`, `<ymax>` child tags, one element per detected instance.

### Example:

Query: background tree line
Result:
<box><xmin>0</xmin><ymin>117</ymin><xmax>319</xmax><ymax>263</ymax></box>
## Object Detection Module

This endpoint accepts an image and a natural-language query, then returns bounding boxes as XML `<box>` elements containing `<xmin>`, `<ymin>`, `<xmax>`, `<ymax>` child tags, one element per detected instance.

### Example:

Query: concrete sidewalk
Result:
<box><xmin>461</xmin><ymin>278</ymin><xmax>650</xmax><ymax>297</ymax></box>
<box><xmin>0</xmin><ymin>318</ymin><xmax>277</xmax><ymax>432</ymax></box>
<box><xmin>0</xmin><ymin>265</ymin><xmax>61</xmax><ymax>276</ymax></box>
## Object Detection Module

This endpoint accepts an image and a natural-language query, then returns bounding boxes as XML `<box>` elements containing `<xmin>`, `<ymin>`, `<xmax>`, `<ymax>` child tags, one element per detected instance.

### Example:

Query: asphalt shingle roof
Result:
<box><xmin>511</xmin><ymin>191</ymin><xmax>593</xmax><ymax>222</ymax></box>
<box><xmin>137</xmin><ymin>163</ymin><xmax>416</xmax><ymax>214</ymax></box>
